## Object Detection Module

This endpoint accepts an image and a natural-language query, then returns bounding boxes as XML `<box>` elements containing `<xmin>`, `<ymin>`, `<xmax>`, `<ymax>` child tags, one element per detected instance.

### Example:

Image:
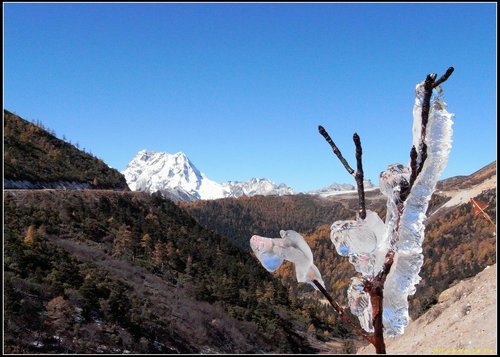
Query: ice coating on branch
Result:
<box><xmin>330</xmin><ymin>210</ymin><xmax>385</xmax><ymax>276</ymax></box>
<box><xmin>329</xmin><ymin>80</ymin><xmax>453</xmax><ymax>336</ymax></box>
<box><xmin>348</xmin><ymin>277</ymin><xmax>374</xmax><ymax>332</ymax></box>
<box><xmin>250</xmin><ymin>230</ymin><xmax>324</xmax><ymax>289</ymax></box>
<box><xmin>379</xmin><ymin>164</ymin><xmax>412</xmax><ymax>250</ymax></box>
<box><xmin>382</xmin><ymin>82</ymin><xmax>453</xmax><ymax>336</ymax></box>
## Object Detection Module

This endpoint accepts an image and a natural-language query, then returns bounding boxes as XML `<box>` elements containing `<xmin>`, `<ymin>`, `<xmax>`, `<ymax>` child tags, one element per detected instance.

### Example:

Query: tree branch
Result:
<box><xmin>312</xmin><ymin>279</ymin><xmax>374</xmax><ymax>345</ymax></box>
<box><xmin>433</xmin><ymin>66</ymin><xmax>454</xmax><ymax>88</ymax></box>
<box><xmin>318</xmin><ymin>125</ymin><xmax>367</xmax><ymax>220</ymax></box>
<box><xmin>318</xmin><ymin>125</ymin><xmax>355</xmax><ymax>176</ymax></box>
<box><xmin>363</xmin><ymin>250</ymin><xmax>395</xmax><ymax>354</ymax></box>
<box><xmin>317</xmin><ymin>67</ymin><xmax>454</xmax><ymax>355</ymax></box>
<box><xmin>407</xmin><ymin>146</ymin><xmax>418</xmax><ymax>191</ymax></box>
<box><xmin>408</xmin><ymin>67</ymin><xmax>454</xmax><ymax>199</ymax></box>
<box><xmin>353</xmin><ymin>133</ymin><xmax>366</xmax><ymax>220</ymax></box>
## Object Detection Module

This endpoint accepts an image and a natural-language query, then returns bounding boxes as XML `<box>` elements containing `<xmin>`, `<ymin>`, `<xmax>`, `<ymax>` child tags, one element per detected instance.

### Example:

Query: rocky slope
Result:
<box><xmin>358</xmin><ymin>264</ymin><xmax>497</xmax><ymax>355</ymax></box>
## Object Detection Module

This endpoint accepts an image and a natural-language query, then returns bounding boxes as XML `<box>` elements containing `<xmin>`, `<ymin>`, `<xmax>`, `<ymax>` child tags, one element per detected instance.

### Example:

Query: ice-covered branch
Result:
<box><xmin>250</xmin><ymin>230</ymin><xmax>375</xmax><ymax>343</ymax></box>
<box><xmin>312</xmin><ymin>279</ymin><xmax>374</xmax><ymax>345</ymax></box>
<box><xmin>411</xmin><ymin>67</ymin><xmax>454</xmax><ymax>190</ymax></box>
<box><xmin>249</xmin><ymin>67</ymin><xmax>454</xmax><ymax>355</ymax></box>
<box><xmin>324</xmin><ymin>67</ymin><xmax>454</xmax><ymax>351</ymax></box>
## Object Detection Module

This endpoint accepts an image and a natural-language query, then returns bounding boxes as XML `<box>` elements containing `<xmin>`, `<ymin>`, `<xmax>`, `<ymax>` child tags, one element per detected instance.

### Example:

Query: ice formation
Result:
<box><xmin>347</xmin><ymin>277</ymin><xmax>374</xmax><ymax>332</ymax></box>
<box><xmin>249</xmin><ymin>75</ymin><xmax>453</xmax><ymax>339</ymax></box>
<box><xmin>329</xmin><ymin>80</ymin><xmax>454</xmax><ymax>336</ymax></box>
<box><xmin>382</xmin><ymin>80</ymin><xmax>454</xmax><ymax>335</ymax></box>
<box><xmin>250</xmin><ymin>230</ymin><xmax>324</xmax><ymax>289</ymax></box>
<box><xmin>330</xmin><ymin>210</ymin><xmax>386</xmax><ymax>277</ymax></box>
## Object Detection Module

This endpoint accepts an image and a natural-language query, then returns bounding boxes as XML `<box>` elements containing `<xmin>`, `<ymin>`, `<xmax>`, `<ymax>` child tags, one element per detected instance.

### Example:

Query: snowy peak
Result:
<box><xmin>122</xmin><ymin>150</ymin><xmax>295</xmax><ymax>201</ymax></box>
<box><xmin>222</xmin><ymin>178</ymin><xmax>295</xmax><ymax>197</ymax></box>
<box><xmin>122</xmin><ymin>150</ymin><xmax>206</xmax><ymax>196</ymax></box>
<box><xmin>122</xmin><ymin>150</ymin><xmax>381</xmax><ymax>202</ymax></box>
<box><xmin>307</xmin><ymin>179</ymin><xmax>376</xmax><ymax>197</ymax></box>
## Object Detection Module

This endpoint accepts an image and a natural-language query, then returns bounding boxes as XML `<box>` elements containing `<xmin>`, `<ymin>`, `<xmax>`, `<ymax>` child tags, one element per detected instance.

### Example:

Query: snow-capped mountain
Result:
<box><xmin>222</xmin><ymin>178</ymin><xmax>294</xmax><ymax>197</ymax></box>
<box><xmin>307</xmin><ymin>180</ymin><xmax>377</xmax><ymax>197</ymax></box>
<box><xmin>122</xmin><ymin>150</ymin><xmax>295</xmax><ymax>201</ymax></box>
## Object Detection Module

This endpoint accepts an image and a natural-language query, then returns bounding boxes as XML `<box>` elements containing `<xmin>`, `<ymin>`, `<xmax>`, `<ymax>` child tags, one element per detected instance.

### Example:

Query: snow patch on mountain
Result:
<box><xmin>122</xmin><ymin>150</ymin><xmax>380</xmax><ymax>201</ymax></box>
<box><xmin>307</xmin><ymin>180</ymin><xmax>377</xmax><ymax>197</ymax></box>
<box><xmin>437</xmin><ymin>175</ymin><xmax>497</xmax><ymax>211</ymax></box>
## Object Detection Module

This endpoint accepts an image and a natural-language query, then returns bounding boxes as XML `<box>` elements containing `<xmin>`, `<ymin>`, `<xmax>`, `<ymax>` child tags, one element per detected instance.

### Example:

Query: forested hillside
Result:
<box><xmin>180</xmin><ymin>190</ymin><xmax>387</xmax><ymax>249</ymax></box>
<box><xmin>3</xmin><ymin>109</ymin><xmax>358</xmax><ymax>353</ymax></box>
<box><xmin>4</xmin><ymin>189</ymin><xmax>355</xmax><ymax>353</ymax></box>
<box><xmin>4</xmin><ymin>109</ymin><xmax>128</xmax><ymax>189</ymax></box>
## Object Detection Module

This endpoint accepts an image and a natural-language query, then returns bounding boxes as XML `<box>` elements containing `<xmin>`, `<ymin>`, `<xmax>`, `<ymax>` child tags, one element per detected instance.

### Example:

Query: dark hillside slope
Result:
<box><xmin>4</xmin><ymin>109</ymin><xmax>128</xmax><ymax>189</ymax></box>
<box><xmin>4</xmin><ymin>190</ymin><xmax>322</xmax><ymax>354</ymax></box>
<box><xmin>180</xmin><ymin>192</ymin><xmax>387</xmax><ymax>249</ymax></box>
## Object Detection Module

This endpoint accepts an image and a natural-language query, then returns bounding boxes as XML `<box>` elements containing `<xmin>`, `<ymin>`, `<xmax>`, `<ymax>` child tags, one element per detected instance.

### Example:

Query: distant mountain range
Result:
<box><xmin>122</xmin><ymin>150</ymin><xmax>375</xmax><ymax>201</ymax></box>
<box><xmin>306</xmin><ymin>180</ymin><xmax>376</xmax><ymax>197</ymax></box>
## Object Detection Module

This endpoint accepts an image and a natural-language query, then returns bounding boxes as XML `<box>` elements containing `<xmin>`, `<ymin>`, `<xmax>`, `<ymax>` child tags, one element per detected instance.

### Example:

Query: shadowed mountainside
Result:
<box><xmin>4</xmin><ymin>190</ymin><xmax>329</xmax><ymax>354</ymax></box>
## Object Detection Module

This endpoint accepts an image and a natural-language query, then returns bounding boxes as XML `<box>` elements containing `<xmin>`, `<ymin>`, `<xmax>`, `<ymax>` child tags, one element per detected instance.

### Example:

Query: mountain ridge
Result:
<box><xmin>122</xmin><ymin>149</ymin><xmax>376</xmax><ymax>201</ymax></box>
<box><xmin>122</xmin><ymin>149</ymin><xmax>296</xmax><ymax>201</ymax></box>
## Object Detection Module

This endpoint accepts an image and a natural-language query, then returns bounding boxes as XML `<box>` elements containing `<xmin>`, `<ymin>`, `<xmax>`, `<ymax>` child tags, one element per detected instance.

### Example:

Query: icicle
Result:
<box><xmin>347</xmin><ymin>277</ymin><xmax>374</xmax><ymax>332</ymax></box>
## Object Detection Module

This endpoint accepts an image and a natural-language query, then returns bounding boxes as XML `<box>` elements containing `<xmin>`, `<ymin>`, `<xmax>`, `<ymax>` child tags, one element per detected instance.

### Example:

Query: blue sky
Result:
<box><xmin>4</xmin><ymin>2</ymin><xmax>497</xmax><ymax>192</ymax></box>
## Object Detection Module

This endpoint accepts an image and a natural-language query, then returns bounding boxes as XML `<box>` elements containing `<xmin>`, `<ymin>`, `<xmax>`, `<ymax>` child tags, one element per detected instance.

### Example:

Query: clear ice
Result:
<box><xmin>250</xmin><ymin>230</ymin><xmax>325</xmax><ymax>289</ymax></box>
<box><xmin>330</xmin><ymin>80</ymin><xmax>454</xmax><ymax>336</ymax></box>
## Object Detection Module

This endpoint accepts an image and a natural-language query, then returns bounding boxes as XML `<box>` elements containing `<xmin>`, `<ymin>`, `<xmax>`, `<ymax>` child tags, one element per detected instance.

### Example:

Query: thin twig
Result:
<box><xmin>433</xmin><ymin>67</ymin><xmax>454</xmax><ymax>88</ymax></box>
<box><xmin>353</xmin><ymin>133</ymin><xmax>366</xmax><ymax>219</ymax></box>
<box><xmin>312</xmin><ymin>279</ymin><xmax>374</xmax><ymax>345</ymax></box>
<box><xmin>318</xmin><ymin>125</ymin><xmax>355</xmax><ymax>176</ymax></box>
<box><xmin>416</xmin><ymin>72</ymin><xmax>437</xmax><ymax>176</ymax></box>
<box><xmin>421</xmin><ymin>73</ymin><xmax>436</xmax><ymax>134</ymax></box>
<box><xmin>319</xmin><ymin>125</ymin><xmax>367</xmax><ymax>219</ymax></box>
<box><xmin>407</xmin><ymin>146</ymin><xmax>418</xmax><ymax>192</ymax></box>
